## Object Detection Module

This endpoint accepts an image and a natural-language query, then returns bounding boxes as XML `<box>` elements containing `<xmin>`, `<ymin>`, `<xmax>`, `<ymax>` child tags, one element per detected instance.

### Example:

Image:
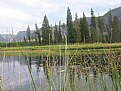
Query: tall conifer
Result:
<box><xmin>80</xmin><ymin>13</ymin><xmax>90</xmax><ymax>43</ymax></box>
<box><xmin>41</xmin><ymin>15</ymin><xmax>52</xmax><ymax>45</ymax></box>
<box><xmin>54</xmin><ymin>23</ymin><xmax>58</xmax><ymax>44</ymax></box>
<box><xmin>58</xmin><ymin>21</ymin><xmax>62</xmax><ymax>43</ymax></box>
<box><xmin>74</xmin><ymin>13</ymin><xmax>81</xmax><ymax>43</ymax></box>
<box><xmin>35</xmin><ymin>23</ymin><xmax>41</xmax><ymax>44</ymax></box>
<box><xmin>90</xmin><ymin>9</ymin><xmax>97</xmax><ymax>42</ymax></box>
<box><xmin>108</xmin><ymin>9</ymin><xmax>113</xmax><ymax>42</ymax></box>
<box><xmin>112</xmin><ymin>16</ymin><xmax>120</xmax><ymax>42</ymax></box>
<box><xmin>97</xmin><ymin>15</ymin><xmax>105</xmax><ymax>42</ymax></box>
<box><xmin>67</xmin><ymin>7</ymin><xmax>77</xmax><ymax>43</ymax></box>
<box><xmin>26</xmin><ymin>25</ymin><xmax>31</xmax><ymax>42</ymax></box>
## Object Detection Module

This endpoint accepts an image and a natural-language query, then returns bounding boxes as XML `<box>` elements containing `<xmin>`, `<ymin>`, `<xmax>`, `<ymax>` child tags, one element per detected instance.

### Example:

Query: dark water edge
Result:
<box><xmin>0</xmin><ymin>52</ymin><xmax>120</xmax><ymax>91</ymax></box>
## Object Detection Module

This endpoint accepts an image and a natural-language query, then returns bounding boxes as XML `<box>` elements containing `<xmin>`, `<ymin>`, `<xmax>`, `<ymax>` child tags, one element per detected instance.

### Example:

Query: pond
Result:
<box><xmin>0</xmin><ymin>53</ymin><xmax>120</xmax><ymax>91</ymax></box>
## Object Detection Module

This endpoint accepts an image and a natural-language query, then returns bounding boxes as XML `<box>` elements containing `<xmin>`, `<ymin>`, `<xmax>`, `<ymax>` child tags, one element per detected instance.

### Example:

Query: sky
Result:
<box><xmin>0</xmin><ymin>0</ymin><xmax>121</xmax><ymax>34</ymax></box>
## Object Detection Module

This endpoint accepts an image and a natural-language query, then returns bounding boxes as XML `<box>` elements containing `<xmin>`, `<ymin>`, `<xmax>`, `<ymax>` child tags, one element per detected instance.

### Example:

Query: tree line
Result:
<box><xmin>25</xmin><ymin>7</ymin><xmax>121</xmax><ymax>46</ymax></box>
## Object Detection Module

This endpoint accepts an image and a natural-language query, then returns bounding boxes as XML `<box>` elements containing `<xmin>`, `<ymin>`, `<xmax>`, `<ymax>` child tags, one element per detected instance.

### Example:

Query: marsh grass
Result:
<box><xmin>39</xmin><ymin>44</ymin><xmax>121</xmax><ymax>91</ymax></box>
<box><xmin>1</xmin><ymin>43</ymin><xmax>121</xmax><ymax>56</ymax></box>
<box><xmin>1</xmin><ymin>33</ymin><xmax>121</xmax><ymax>91</ymax></box>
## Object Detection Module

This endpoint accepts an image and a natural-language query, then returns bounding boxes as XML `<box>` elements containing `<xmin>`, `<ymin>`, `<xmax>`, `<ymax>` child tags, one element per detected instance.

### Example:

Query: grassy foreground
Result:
<box><xmin>0</xmin><ymin>43</ymin><xmax>121</xmax><ymax>55</ymax></box>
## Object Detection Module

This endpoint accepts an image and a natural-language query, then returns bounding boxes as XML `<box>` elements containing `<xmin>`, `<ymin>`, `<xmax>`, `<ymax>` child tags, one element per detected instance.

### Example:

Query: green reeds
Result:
<box><xmin>45</xmin><ymin>46</ymin><xmax>121</xmax><ymax>91</ymax></box>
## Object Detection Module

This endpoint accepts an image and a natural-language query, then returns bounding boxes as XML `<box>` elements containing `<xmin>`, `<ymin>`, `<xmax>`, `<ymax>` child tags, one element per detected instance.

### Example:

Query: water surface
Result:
<box><xmin>0</xmin><ymin>53</ymin><xmax>120</xmax><ymax>91</ymax></box>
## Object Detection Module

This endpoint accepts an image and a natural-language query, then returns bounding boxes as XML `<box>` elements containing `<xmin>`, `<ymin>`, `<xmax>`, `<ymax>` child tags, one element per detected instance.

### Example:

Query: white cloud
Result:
<box><xmin>14</xmin><ymin>0</ymin><xmax>59</xmax><ymax>13</ymax></box>
<box><xmin>13</xmin><ymin>0</ymin><xmax>36</xmax><ymax>6</ymax></box>
<box><xmin>0</xmin><ymin>0</ymin><xmax>121</xmax><ymax>34</ymax></box>
<box><xmin>0</xmin><ymin>4</ymin><xmax>34</xmax><ymax>34</ymax></box>
<box><xmin>0</xmin><ymin>6</ymin><xmax>32</xmax><ymax>21</ymax></box>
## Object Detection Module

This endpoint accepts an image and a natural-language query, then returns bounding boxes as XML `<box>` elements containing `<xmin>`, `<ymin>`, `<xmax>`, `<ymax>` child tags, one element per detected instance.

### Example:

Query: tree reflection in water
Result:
<box><xmin>5</xmin><ymin>53</ymin><xmax>120</xmax><ymax>91</ymax></box>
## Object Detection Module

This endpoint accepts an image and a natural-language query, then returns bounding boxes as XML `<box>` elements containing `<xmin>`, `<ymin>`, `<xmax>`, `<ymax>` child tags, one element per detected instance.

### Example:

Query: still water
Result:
<box><xmin>0</xmin><ymin>53</ymin><xmax>120</xmax><ymax>91</ymax></box>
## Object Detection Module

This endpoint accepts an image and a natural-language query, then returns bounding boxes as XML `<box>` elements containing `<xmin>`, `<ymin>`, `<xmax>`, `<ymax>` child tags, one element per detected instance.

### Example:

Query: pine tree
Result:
<box><xmin>35</xmin><ymin>23</ymin><xmax>41</xmax><ymax>45</ymax></box>
<box><xmin>26</xmin><ymin>25</ymin><xmax>31</xmax><ymax>42</ymax></box>
<box><xmin>74</xmin><ymin>13</ymin><xmax>81</xmax><ymax>43</ymax></box>
<box><xmin>54</xmin><ymin>23</ymin><xmax>58</xmax><ymax>44</ymax></box>
<box><xmin>41</xmin><ymin>15</ymin><xmax>52</xmax><ymax>45</ymax></box>
<box><xmin>67</xmin><ymin>7</ymin><xmax>77</xmax><ymax>43</ymax></box>
<box><xmin>80</xmin><ymin>13</ymin><xmax>90</xmax><ymax>43</ymax></box>
<box><xmin>112</xmin><ymin>16</ymin><xmax>120</xmax><ymax>42</ymax></box>
<box><xmin>97</xmin><ymin>15</ymin><xmax>105</xmax><ymax>42</ymax></box>
<box><xmin>58</xmin><ymin>21</ymin><xmax>62</xmax><ymax>44</ymax></box>
<box><xmin>108</xmin><ymin>9</ymin><xmax>113</xmax><ymax>42</ymax></box>
<box><xmin>54</xmin><ymin>21</ymin><xmax>62</xmax><ymax>44</ymax></box>
<box><xmin>24</xmin><ymin>36</ymin><xmax>27</xmax><ymax>45</ymax></box>
<box><xmin>80</xmin><ymin>18</ymin><xmax>83</xmax><ymax>42</ymax></box>
<box><xmin>90</xmin><ymin>9</ymin><xmax>97</xmax><ymax>42</ymax></box>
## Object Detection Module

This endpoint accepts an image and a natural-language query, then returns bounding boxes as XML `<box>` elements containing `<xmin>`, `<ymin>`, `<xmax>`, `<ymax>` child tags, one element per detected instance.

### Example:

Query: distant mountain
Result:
<box><xmin>15</xmin><ymin>30</ymin><xmax>35</xmax><ymax>41</ymax></box>
<box><xmin>1</xmin><ymin>34</ymin><xmax>15</xmax><ymax>42</ymax></box>
<box><xmin>0</xmin><ymin>35</ymin><xmax>8</xmax><ymax>43</ymax></box>
<box><xmin>15</xmin><ymin>31</ymin><xmax>26</xmax><ymax>41</ymax></box>
<box><xmin>103</xmin><ymin>7</ymin><xmax>121</xmax><ymax>25</ymax></box>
